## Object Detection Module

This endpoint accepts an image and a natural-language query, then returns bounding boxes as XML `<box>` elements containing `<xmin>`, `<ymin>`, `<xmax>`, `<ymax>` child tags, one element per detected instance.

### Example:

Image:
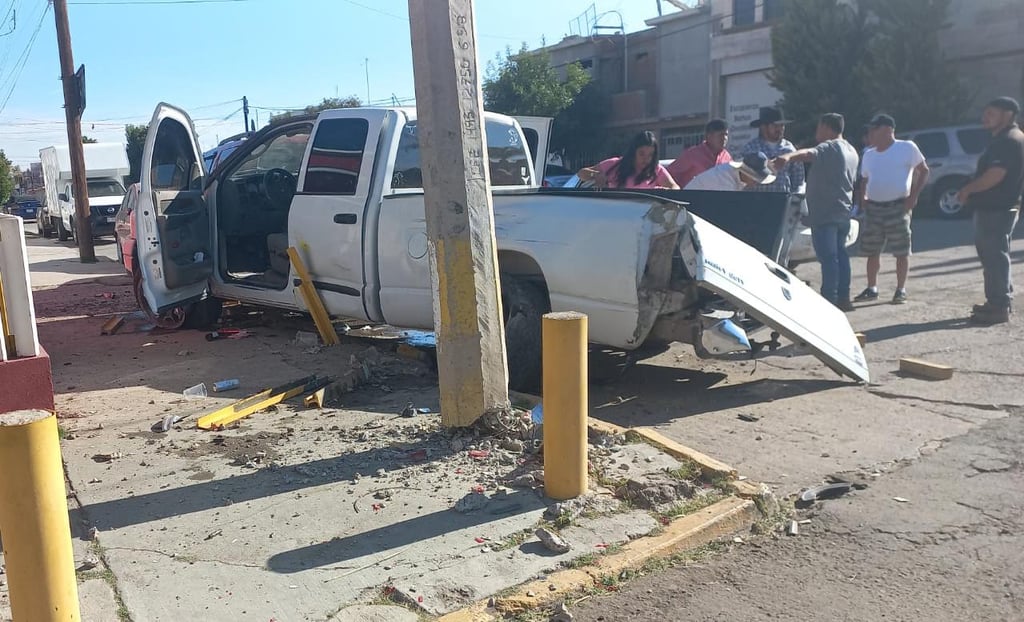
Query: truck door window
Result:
<box><xmin>391</xmin><ymin>119</ymin><xmax>531</xmax><ymax>190</ymax></box>
<box><xmin>151</xmin><ymin>118</ymin><xmax>200</xmax><ymax>192</ymax></box>
<box><xmin>303</xmin><ymin>118</ymin><xmax>369</xmax><ymax>195</ymax></box>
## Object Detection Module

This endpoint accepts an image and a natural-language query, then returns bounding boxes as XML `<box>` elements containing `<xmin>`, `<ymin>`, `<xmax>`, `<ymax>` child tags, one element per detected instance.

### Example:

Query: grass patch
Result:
<box><xmin>492</xmin><ymin>529</ymin><xmax>532</xmax><ymax>552</ymax></box>
<box><xmin>562</xmin><ymin>552</ymin><xmax>598</xmax><ymax>569</ymax></box>
<box><xmin>623</xmin><ymin>430</ymin><xmax>645</xmax><ymax>444</ymax></box>
<box><xmin>654</xmin><ymin>490</ymin><xmax>729</xmax><ymax>523</ymax></box>
<box><xmin>664</xmin><ymin>459</ymin><xmax>701</xmax><ymax>482</ymax></box>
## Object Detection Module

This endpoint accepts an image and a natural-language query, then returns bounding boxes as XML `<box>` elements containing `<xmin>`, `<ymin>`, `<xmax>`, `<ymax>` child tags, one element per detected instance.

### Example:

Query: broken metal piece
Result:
<box><xmin>196</xmin><ymin>375</ymin><xmax>332</xmax><ymax>430</ymax></box>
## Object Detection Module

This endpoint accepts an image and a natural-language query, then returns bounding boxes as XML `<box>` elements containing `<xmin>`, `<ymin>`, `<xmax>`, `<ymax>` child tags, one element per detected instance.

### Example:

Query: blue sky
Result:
<box><xmin>0</xmin><ymin>0</ymin><xmax>663</xmax><ymax>166</ymax></box>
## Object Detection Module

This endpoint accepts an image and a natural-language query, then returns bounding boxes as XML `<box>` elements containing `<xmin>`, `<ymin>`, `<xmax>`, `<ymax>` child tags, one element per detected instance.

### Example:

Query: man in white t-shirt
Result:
<box><xmin>853</xmin><ymin>114</ymin><xmax>930</xmax><ymax>304</ymax></box>
<box><xmin>684</xmin><ymin>151</ymin><xmax>776</xmax><ymax>191</ymax></box>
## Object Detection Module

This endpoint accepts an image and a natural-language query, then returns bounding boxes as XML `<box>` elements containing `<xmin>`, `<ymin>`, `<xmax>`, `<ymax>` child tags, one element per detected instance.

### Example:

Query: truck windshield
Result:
<box><xmin>87</xmin><ymin>180</ymin><xmax>126</xmax><ymax>198</ymax></box>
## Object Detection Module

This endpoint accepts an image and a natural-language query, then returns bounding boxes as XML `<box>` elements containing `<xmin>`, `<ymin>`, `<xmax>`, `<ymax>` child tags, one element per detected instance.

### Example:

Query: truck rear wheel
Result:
<box><xmin>56</xmin><ymin>217</ymin><xmax>70</xmax><ymax>241</ymax></box>
<box><xmin>502</xmin><ymin>276</ymin><xmax>549</xmax><ymax>393</ymax></box>
<box><xmin>37</xmin><ymin>216</ymin><xmax>53</xmax><ymax>238</ymax></box>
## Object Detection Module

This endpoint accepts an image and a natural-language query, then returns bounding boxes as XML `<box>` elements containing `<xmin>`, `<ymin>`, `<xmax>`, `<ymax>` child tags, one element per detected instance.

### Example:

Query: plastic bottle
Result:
<box><xmin>212</xmin><ymin>379</ymin><xmax>240</xmax><ymax>392</ymax></box>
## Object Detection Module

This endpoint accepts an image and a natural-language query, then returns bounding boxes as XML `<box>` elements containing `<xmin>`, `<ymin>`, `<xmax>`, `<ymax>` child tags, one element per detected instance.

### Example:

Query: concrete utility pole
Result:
<box><xmin>407</xmin><ymin>0</ymin><xmax>510</xmax><ymax>428</ymax></box>
<box><xmin>53</xmin><ymin>0</ymin><xmax>95</xmax><ymax>263</ymax></box>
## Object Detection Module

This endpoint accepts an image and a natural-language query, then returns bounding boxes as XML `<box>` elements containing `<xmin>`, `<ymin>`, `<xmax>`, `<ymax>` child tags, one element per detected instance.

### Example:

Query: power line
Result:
<box><xmin>0</xmin><ymin>3</ymin><xmax>51</xmax><ymax>117</ymax></box>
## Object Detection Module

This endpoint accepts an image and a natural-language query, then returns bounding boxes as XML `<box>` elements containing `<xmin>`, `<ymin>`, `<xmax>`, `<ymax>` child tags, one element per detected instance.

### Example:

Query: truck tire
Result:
<box><xmin>502</xmin><ymin>276</ymin><xmax>549</xmax><ymax>393</ymax></box>
<box><xmin>56</xmin><ymin>217</ymin><xmax>70</xmax><ymax>241</ymax></box>
<box><xmin>133</xmin><ymin>271</ymin><xmax>186</xmax><ymax>330</ymax></box>
<box><xmin>37</xmin><ymin>216</ymin><xmax>53</xmax><ymax>238</ymax></box>
<box><xmin>183</xmin><ymin>296</ymin><xmax>223</xmax><ymax>330</ymax></box>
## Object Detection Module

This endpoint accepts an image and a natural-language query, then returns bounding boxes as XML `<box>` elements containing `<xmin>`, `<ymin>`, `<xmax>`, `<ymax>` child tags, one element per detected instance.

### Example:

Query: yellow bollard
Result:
<box><xmin>542</xmin><ymin>312</ymin><xmax>588</xmax><ymax>500</ymax></box>
<box><xmin>0</xmin><ymin>410</ymin><xmax>81</xmax><ymax>622</ymax></box>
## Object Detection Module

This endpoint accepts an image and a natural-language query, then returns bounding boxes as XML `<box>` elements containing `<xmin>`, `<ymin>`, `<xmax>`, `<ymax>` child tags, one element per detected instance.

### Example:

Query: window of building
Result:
<box><xmin>763</xmin><ymin>0</ymin><xmax>784</xmax><ymax>21</ymax></box>
<box><xmin>303</xmin><ymin>118</ymin><xmax>369</xmax><ymax>195</ymax></box>
<box><xmin>910</xmin><ymin>132</ymin><xmax>950</xmax><ymax>159</ymax></box>
<box><xmin>392</xmin><ymin>118</ymin><xmax>532</xmax><ymax>189</ymax></box>
<box><xmin>732</xmin><ymin>0</ymin><xmax>756</xmax><ymax>27</ymax></box>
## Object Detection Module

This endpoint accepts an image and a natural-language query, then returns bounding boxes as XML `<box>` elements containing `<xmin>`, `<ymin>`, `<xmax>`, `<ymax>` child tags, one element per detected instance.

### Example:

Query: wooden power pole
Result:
<box><xmin>53</xmin><ymin>0</ymin><xmax>95</xmax><ymax>262</ymax></box>
<box><xmin>407</xmin><ymin>0</ymin><xmax>509</xmax><ymax>427</ymax></box>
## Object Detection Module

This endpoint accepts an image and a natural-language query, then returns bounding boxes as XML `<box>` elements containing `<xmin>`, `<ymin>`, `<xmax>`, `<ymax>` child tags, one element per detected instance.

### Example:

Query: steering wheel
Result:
<box><xmin>262</xmin><ymin>168</ymin><xmax>297</xmax><ymax>206</ymax></box>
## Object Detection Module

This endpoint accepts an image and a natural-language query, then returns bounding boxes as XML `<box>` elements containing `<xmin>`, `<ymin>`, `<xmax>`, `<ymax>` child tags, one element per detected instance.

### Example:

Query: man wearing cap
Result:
<box><xmin>772</xmin><ymin>113</ymin><xmax>859</xmax><ymax>310</ymax></box>
<box><xmin>956</xmin><ymin>96</ymin><xmax>1024</xmax><ymax>325</ymax></box>
<box><xmin>853</xmin><ymin>114</ymin><xmax>929</xmax><ymax>305</ymax></box>
<box><xmin>666</xmin><ymin>119</ymin><xmax>732</xmax><ymax>188</ymax></box>
<box><xmin>741</xmin><ymin>107</ymin><xmax>804</xmax><ymax>194</ymax></box>
<box><xmin>684</xmin><ymin>152</ymin><xmax>776</xmax><ymax>192</ymax></box>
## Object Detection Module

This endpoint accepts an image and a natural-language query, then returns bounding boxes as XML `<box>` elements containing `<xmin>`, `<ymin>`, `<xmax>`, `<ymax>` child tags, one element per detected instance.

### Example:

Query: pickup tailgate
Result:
<box><xmin>680</xmin><ymin>212</ymin><xmax>869</xmax><ymax>383</ymax></box>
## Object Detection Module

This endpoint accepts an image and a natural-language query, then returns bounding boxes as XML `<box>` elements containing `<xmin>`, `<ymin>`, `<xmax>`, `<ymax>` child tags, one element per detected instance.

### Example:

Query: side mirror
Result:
<box><xmin>58</xmin><ymin>193</ymin><xmax>69</xmax><ymax>202</ymax></box>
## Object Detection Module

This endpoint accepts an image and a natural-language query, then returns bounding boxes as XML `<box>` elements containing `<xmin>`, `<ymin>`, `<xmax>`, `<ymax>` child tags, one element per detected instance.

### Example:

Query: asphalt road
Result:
<box><xmin>573</xmin><ymin>216</ymin><xmax>1024</xmax><ymax>621</ymax></box>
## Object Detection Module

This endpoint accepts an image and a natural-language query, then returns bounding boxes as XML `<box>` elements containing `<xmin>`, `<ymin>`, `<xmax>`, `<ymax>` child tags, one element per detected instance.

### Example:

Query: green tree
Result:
<box><xmin>551</xmin><ymin>80</ymin><xmax>611</xmax><ymax>169</ymax></box>
<box><xmin>125</xmin><ymin>123</ymin><xmax>149</xmax><ymax>184</ymax></box>
<box><xmin>0</xmin><ymin>150</ymin><xmax>14</xmax><ymax>205</ymax></box>
<box><xmin>483</xmin><ymin>45</ymin><xmax>590</xmax><ymax>118</ymax></box>
<box><xmin>770</xmin><ymin>0</ymin><xmax>968</xmax><ymax>145</ymax></box>
<box><xmin>82</xmin><ymin>135</ymin><xmax>98</xmax><ymax>143</ymax></box>
<box><xmin>857</xmin><ymin>0</ymin><xmax>969</xmax><ymax>131</ymax></box>
<box><xmin>770</xmin><ymin>0</ymin><xmax>872</xmax><ymax>145</ymax></box>
<box><xmin>269</xmin><ymin>96</ymin><xmax>361</xmax><ymax>125</ymax></box>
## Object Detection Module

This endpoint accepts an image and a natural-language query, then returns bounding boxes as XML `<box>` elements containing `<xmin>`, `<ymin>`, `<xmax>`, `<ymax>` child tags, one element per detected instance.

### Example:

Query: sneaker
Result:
<box><xmin>892</xmin><ymin>290</ymin><xmax>908</xmax><ymax>305</ymax></box>
<box><xmin>853</xmin><ymin>288</ymin><xmax>879</xmax><ymax>302</ymax></box>
<box><xmin>837</xmin><ymin>299</ymin><xmax>855</xmax><ymax>312</ymax></box>
<box><xmin>971</xmin><ymin>306</ymin><xmax>1010</xmax><ymax>325</ymax></box>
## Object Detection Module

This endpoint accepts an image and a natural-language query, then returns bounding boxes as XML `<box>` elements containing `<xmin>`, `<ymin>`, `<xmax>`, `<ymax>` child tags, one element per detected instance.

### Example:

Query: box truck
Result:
<box><xmin>38</xmin><ymin>143</ymin><xmax>130</xmax><ymax>242</ymax></box>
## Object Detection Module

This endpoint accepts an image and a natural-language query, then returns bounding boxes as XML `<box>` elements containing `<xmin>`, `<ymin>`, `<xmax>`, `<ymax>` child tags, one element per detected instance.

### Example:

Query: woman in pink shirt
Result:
<box><xmin>576</xmin><ymin>131</ymin><xmax>680</xmax><ymax>190</ymax></box>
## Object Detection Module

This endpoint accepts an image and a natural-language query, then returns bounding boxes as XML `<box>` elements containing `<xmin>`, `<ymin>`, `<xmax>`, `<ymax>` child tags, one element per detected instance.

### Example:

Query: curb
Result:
<box><xmin>438</xmin><ymin>496</ymin><xmax>759</xmax><ymax>621</ymax></box>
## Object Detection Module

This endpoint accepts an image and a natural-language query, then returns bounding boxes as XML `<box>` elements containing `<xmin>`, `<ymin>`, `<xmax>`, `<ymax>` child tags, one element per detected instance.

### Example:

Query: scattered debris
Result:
<box><xmin>206</xmin><ymin>328</ymin><xmax>251</xmax><ymax>341</ymax></box>
<box><xmin>469</xmin><ymin>450</ymin><xmax>490</xmax><ymax>460</ymax></box>
<box><xmin>177</xmin><ymin>350</ymin><xmax>193</xmax><ymax>357</ymax></box>
<box><xmin>787</xmin><ymin>520</ymin><xmax>799</xmax><ymax>536</ymax></box>
<box><xmin>205</xmin><ymin>529</ymin><xmax>223</xmax><ymax>541</ymax></box>
<box><xmin>91</xmin><ymin>452</ymin><xmax>123</xmax><ymax>463</ymax></box>
<box><xmin>737</xmin><ymin>413</ymin><xmax>760</xmax><ymax>422</ymax></box>
<box><xmin>88</xmin><ymin>527</ymin><xmax>99</xmax><ymax>541</ymax></box>
<box><xmin>99</xmin><ymin>315</ymin><xmax>125</xmax><ymax>335</ymax></box>
<box><xmin>303</xmin><ymin>387</ymin><xmax>326</xmax><ymax>409</ymax></box>
<box><xmin>182</xmin><ymin>383</ymin><xmax>208</xmax><ymax>400</ymax></box>
<box><xmin>400</xmin><ymin>402</ymin><xmax>415</xmax><ymax>418</ymax></box>
<box><xmin>292</xmin><ymin>331</ymin><xmax>320</xmax><ymax>348</ymax></box>
<box><xmin>211</xmin><ymin>379</ymin><xmax>240</xmax><ymax>393</ymax></box>
<box><xmin>899</xmin><ymin>357</ymin><xmax>954</xmax><ymax>380</ymax></box>
<box><xmin>893</xmin><ymin>496</ymin><xmax>909</xmax><ymax>503</ymax></box>
<box><xmin>152</xmin><ymin>414</ymin><xmax>186</xmax><ymax>433</ymax></box>
<box><xmin>798</xmin><ymin>482</ymin><xmax>853</xmax><ymax>503</ymax></box>
<box><xmin>454</xmin><ymin>492</ymin><xmax>489</xmax><ymax>514</ymax></box>
<box><xmin>825</xmin><ymin>473</ymin><xmax>870</xmax><ymax>490</ymax></box>
<box><xmin>551</xmin><ymin>601</ymin><xmax>574</xmax><ymax>622</ymax></box>
<box><xmin>77</xmin><ymin>552</ymin><xmax>101</xmax><ymax>571</ymax></box>
<box><xmin>535</xmin><ymin>528</ymin><xmax>571</xmax><ymax>554</ymax></box>
<box><xmin>615</xmin><ymin>472</ymin><xmax>694</xmax><ymax>509</ymax></box>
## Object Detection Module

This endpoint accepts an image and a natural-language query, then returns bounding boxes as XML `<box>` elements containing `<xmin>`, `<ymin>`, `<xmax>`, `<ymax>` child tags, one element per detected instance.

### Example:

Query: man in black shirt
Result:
<box><xmin>958</xmin><ymin>97</ymin><xmax>1024</xmax><ymax>324</ymax></box>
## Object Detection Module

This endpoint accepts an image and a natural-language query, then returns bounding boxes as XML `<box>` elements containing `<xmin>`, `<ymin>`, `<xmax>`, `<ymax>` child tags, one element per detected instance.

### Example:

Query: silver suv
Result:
<box><xmin>898</xmin><ymin>124</ymin><xmax>990</xmax><ymax>219</ymax></box>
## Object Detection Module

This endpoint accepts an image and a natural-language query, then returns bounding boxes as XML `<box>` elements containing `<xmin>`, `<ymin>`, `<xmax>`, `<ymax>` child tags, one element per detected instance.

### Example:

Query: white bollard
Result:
<box><xmin>0</xmin><ymin>215</ymin><xmax>40</xmax><ymax>361</ymax></box>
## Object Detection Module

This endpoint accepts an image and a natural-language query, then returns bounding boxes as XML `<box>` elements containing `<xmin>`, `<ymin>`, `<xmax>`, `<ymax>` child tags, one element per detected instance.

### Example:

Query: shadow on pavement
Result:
<box><xmin>71</xmin><ymin>442</ymin><xmax>455</xmax><ymax>533</ymax></box>
<box><xmin>265</xmin><ymin>489</ymin><xmax>544</xmax><ymax>573</ymax></box>
<box><xmin>863</xmin><ymin>317</ymin><xmax>973</xmax><ymax>343</ymax></box>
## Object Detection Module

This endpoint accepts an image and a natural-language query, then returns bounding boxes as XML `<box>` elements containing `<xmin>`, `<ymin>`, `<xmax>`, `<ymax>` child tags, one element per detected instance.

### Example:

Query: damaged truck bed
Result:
<box><xmin>131</xmin><ymin>104</ymin><xmax>868</xmax><ymax>391</ymax></box>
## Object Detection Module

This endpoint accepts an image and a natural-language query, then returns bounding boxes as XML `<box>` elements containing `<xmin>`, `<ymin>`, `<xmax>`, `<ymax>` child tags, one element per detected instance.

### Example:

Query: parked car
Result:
<box><xmin>898</xmin><ymin>124</ymin><xmax>989</xmax><ymax>219</ymax></box>
<box><xmin>123</xmin><ymin>102</ymin><xmax>868</xmax><ymax>390</ymax></box>
<box><xmin>2</xmin><ymin>197</ymin><xmax>40</xmax><ymax>220</ymax></box>
<box><xmin>202</xmin><ymin>133</ymin><xmax>248</xmax><ymax>175</ymax></box>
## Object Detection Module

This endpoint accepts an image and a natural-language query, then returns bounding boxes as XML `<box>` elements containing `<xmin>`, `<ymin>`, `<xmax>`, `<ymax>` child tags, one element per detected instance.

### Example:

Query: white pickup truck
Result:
<box><xmin>39</xmin><ymin>142</ymin><xmax>129</xmax><ymax>242</ymax></box>
<box><xmin>130</xmin><ymin>103</ymin><xmax>868</xmax><ymax>390</ymax></box>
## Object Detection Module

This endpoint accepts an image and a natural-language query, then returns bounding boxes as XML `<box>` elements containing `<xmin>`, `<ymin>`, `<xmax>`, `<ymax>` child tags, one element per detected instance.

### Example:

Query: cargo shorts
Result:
<box><xmin>860</xmin><ymin>198</ymin><xmax>912</xmax><ymax>256</ymax></box>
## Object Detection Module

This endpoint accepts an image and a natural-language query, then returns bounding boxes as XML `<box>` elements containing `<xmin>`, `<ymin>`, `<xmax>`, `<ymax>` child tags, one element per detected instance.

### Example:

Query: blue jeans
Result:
<box><xmin>811</xmin><ymin>221</ymin><xmax>852</xmax><ymax>305</ymax></box>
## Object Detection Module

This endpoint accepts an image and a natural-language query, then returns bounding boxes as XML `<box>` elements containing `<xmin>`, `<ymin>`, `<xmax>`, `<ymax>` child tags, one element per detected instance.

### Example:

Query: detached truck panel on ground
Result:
<box><xmin>37</xmin><ymin>143</ymin><xmax>129</xmax><ymax>242</ymax></box>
